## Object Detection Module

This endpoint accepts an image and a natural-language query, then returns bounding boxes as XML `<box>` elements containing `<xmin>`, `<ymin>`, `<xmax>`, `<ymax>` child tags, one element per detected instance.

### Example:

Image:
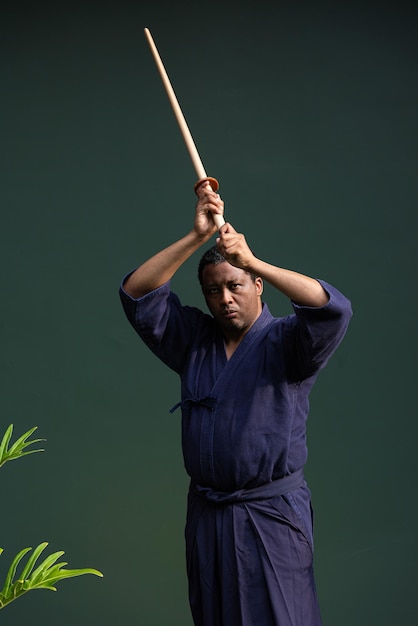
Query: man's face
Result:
<box><xmin>201</xmin><ymin>262</ymin><xmax>263</xmax><ymax>338</ymax></box>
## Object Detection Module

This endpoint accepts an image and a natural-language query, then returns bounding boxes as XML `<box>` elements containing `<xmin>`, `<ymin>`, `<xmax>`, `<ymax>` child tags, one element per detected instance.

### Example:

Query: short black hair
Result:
<box><xmin>198</xmin><ymin>246</ymin><xmax>256</xmax><ymax>285</ymax></box>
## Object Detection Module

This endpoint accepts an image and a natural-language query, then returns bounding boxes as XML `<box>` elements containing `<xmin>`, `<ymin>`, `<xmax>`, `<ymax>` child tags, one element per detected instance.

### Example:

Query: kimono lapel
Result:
<box><xmin>210</xmin><ymin>304</ymin><xmax>275</xmax><ymax>401</ymax></box>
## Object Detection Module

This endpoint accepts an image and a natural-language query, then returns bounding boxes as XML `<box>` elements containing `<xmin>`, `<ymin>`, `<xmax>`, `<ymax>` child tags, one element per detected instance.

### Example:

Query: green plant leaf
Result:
<box><xmin>0</xmin><ymin>425</ymin><xmax>13</xmax><ymax>464</ymax></box>
<box><xmin>19</xmin><ymin>541</ymin><xmax>49</xmax><ymax>581</ymax></box>
<box><xmin>8</xmin><ymin>429</ymin><xmax>45</xmax><ymax>455</ymax></box>
<box><xmin>29</xmin><ymin>550</ymin><xmax>65</xmax><ymax>585</ymax></box>
<box><xmin>0</xmin><ymin>547</ymin><xmax>32</xmax><ymax>597</ymax></box>
<box><xmin>0</xmin><ymin>424</ymin><xmax>45</xmax><ymax>468</ymax></box>
<box><xmin>0</xmin><ymin>544</ymin><xmax>103</xmax><ymax>609</ymax></box>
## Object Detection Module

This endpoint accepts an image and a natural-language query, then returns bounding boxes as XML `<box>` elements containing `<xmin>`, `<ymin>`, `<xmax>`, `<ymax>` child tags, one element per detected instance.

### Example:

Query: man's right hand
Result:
<box><xmin>194</xmin><ymin>182</ymin><xmax>224</xmax><ymax>237</ymax></box>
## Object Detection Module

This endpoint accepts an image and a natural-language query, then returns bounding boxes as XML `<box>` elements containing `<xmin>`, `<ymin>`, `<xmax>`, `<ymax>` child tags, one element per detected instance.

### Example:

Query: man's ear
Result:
<box><xmin>255</xmin><ymin>277</ymin><xmax>263</xmax><ymax>296</ymax></box>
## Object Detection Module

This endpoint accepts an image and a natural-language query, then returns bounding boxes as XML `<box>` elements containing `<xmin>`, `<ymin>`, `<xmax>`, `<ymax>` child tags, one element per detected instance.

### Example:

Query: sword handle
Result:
<box><xmin>194</xmin><ymin>178</ymin><xmax>224</xmax><ymax>230</ymax></box>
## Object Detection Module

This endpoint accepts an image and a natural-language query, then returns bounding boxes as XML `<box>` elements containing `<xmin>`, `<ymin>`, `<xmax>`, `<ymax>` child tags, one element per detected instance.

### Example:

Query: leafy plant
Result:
<box><xmin>0</xmin><ymin>542</ymin><xmax>103</xmax><ymax>609</ymax></box>
<box><xmin>0</xmin><ymin>424</ymin><xmax>45</xmax><ymax>468</ymax></box>
<box><xmin>0</xmin><ymin>423</ymin><xmax>103</xmax><ymax>610</ymax></box>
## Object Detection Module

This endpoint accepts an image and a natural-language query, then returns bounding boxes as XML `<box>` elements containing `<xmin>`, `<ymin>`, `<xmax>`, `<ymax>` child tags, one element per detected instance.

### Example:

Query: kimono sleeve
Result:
<box><xmin>119</xmin><ymin>278</ymin><xmax>203</xmax><ymax>374</ymax></box>
<box><xmin>283</xmin><ymin>279</ymin><xmax>353</xmax><ymax>380</ymax></box>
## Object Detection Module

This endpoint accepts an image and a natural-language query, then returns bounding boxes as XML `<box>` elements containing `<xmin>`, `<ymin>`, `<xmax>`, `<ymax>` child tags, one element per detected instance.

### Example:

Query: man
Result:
<box><xmin>119</xmin><ymin>181</ymin><xmax>352</xmax><ymax>626</ymax></box>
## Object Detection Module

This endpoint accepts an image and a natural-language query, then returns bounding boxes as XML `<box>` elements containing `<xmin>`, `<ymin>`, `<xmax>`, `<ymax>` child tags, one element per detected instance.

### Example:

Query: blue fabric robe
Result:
<box><xmin>119</xmin><ymin>278</ymin><xmax>352</xmax><ymax>626</ymax></box>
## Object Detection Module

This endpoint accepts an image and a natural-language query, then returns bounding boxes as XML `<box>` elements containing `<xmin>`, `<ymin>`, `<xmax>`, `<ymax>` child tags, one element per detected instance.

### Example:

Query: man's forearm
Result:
<box><xmin>248</xmin><ymin>258</ymin><xmax>329</xmax><ymax>307</ymax></box>
<box><xmin>123</xmin><ymin>230</ymin><xmax>212</xmax><ymax>298</ymax></box>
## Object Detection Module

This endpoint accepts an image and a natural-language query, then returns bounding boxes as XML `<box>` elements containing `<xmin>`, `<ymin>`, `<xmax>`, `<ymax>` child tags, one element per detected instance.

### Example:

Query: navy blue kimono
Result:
<box><xmin>120</xmin><ymin>278</ymin><xmax>352</xmax><ymax>626</ymax></box>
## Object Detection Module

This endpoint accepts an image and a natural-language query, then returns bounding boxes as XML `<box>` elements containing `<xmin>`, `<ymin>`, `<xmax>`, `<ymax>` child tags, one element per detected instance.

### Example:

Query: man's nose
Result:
<box><xmin>219</xmin><ymin>288</ymin><xmax>233</xmax><ymax>304</ymax></box>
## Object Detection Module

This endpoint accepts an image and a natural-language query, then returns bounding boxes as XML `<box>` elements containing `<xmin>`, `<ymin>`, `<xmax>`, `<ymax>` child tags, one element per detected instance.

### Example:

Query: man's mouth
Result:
<box><xmin>223</xmin><ymin>310</ymin><xmax>237</xmax><ymax>319</ymax></box>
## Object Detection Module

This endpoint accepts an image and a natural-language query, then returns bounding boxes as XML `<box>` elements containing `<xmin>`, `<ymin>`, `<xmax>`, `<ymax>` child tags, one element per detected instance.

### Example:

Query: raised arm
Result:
<box><xmin>216</xmin><ymin>223</ymin><xmax>329</xmax><ymax>308</ymax></box>
<box><xmin>123</xmin><ymin>183</ymin><xmax>224</xmax><ymax>298</ymax></box>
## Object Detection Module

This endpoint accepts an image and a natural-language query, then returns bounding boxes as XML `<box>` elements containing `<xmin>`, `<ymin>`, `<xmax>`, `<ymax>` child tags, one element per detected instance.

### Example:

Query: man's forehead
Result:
<box><xmin>201</xmin><ymin>263</ymin><xmax>249</xmax><ymax>285</ymax></box>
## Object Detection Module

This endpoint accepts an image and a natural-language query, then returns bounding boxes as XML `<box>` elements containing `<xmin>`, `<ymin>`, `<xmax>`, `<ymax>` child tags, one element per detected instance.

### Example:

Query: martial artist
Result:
<box><xmin>119</xmin><ymin>182</ymin><xmax>352</xmax><ymax>626</ymax></box>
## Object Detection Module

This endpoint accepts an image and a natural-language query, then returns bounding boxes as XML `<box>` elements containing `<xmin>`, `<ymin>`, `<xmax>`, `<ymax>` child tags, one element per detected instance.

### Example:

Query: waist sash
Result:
<box><xmin>192</xmin><ymin>468</ymin><xmax>304</xmax><ymax>505</ymax></box>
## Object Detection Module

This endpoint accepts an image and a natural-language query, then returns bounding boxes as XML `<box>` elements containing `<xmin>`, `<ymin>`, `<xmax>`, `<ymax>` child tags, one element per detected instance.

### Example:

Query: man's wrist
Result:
<box><xmin>190</xmin><ymin>229</ymin><xmax>215</xmax><ymax>246</ymax></box>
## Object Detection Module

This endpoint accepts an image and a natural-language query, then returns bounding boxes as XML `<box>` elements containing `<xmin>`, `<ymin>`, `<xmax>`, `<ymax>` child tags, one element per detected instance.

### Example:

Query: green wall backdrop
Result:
<box><xmin>1</xmin><ymin>1</ymin><xmax>417</xmax><ymax>624</ymax></box>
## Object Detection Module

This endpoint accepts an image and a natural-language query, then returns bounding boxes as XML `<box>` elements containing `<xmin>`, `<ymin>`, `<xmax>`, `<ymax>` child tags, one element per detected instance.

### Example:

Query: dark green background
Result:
<box><xmin>1</xmin><ymin>1</ymin><xmax>417</xmax><ymax>624</ymax></box>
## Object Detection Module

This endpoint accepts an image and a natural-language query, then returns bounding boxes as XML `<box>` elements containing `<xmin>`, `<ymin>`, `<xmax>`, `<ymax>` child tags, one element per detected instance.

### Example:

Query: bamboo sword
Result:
<box><xmin>144</xmin><ymin>28</ymin><xmax>225</xmax><ymax>229</ymax></box>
